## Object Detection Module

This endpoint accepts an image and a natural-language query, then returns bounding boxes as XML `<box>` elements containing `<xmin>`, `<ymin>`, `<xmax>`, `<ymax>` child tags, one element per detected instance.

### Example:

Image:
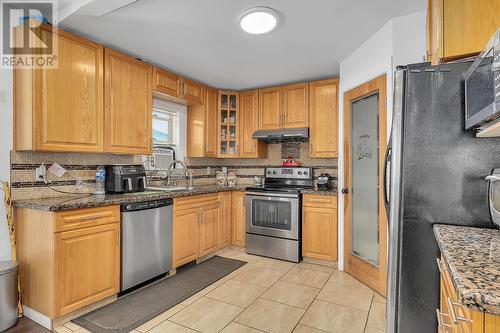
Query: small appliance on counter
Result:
<box><xmin>105</xmin><ymin>165</ymin><xmax>147</xmax><ymax>194</ymax></box>
<box><xmin>316</xmin><ymin>173</ymin><xmax>333</xmax><ymax>190</ymax></box>
<box><xmin>282</xmin><ymin>156</ymin><xmax>301</xmax><ymax>167</ymax></box>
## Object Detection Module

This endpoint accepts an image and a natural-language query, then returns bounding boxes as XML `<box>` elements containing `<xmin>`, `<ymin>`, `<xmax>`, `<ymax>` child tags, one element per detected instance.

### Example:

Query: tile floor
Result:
<box><xmin>55</xmin><ymin>248</ymin><xmax>386</xmax><ymax>333</ymax></box>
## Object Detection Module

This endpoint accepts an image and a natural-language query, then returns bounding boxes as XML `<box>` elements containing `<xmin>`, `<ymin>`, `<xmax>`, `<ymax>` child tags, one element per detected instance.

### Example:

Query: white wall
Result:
<box><xmin>337</xmin><ymin>11</ymin><xmax>426</xmax><ymax>270</ymax></box>
<box><xmin>0</xmin><ymin>69</ymin><xmax>13</xmax><ymax>261</ymax></box>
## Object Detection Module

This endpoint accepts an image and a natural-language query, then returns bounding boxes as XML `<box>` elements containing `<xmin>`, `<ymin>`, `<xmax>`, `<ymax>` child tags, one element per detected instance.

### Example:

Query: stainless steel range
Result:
<box><xmin>245</xmin><ymin>167</ymin><xmax>313</xmax><ymax>262</ymax></box>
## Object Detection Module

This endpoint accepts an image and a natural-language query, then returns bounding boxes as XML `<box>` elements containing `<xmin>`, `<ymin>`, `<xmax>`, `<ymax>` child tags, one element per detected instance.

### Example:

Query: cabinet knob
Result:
<box><xmin>341</xmin><ymin>188</ymin><xmax>349</xmax><ymax>195</ymax></box>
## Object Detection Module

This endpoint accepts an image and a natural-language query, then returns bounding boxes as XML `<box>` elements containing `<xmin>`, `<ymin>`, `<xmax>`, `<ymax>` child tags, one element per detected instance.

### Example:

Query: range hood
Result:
<box><xmin>252</xmin><ymin>127</ymin><xmax>309</xmax><ymax>143</ymax></box>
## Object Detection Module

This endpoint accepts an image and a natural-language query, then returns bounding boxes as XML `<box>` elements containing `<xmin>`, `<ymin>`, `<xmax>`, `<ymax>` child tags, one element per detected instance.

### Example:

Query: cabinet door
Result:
<box><xmin>205</xmin><ymin>88</ymin><xmax>218</xmax><ymax>157</ymax></box>
<box><xmin>153</xmin><ymin>67</ymin><xmax>181</xmax><ymax>97</ymax></box>
<box><xmin>187</xmin><ymin>103</ymin><xmax>206</xmax><ymax>157</ymax></box>
<box><xmin>442</xmin><ymin>0</ymin><xmax>500</xmax><ymax>61</ymax></box>
<box><xmin>54</xmin><ymin>223</ymin><xmax>120</xmax><ymax>317</ymax></box>
<box><xmin>231</xmin><ymin>192</ymin><xmax>246</xmax><ymax>247</ymax></box>
<box><xmin>173</xmin><ymin>208</ymin><xmax>199</xmax><ymax>268</ymax></box>
<box><xmin>309</xmin><ymin>79</ymin><xmax>339</xmax><ymax>158</ymax></box>
<box><xmin>219</xmin><ymin>192</ymin><xmax>232</xmax><ymax>248</ymax></box>
<box><xmin>217</xmin><ymin>91</ymin><xmax>240</xmax><ymax>158</ymax></box>
<box><xmin>182</xmin><ymin>79</ymin><xmax>204</xmax><ymax>105</ymax></box>
<box><xmin>282</xmin><ymin>83</ymin><xmax>309</xmax><ymax>128</ymax></box>
<box><xmin>427</xmin><ymin>0</ymin><xmax>443</xmax><ymax>63</ymax></box>
<box><xmin>199</xmin><ymin>204</ymin><xmax>220</xmax><ymax>257</ymax></box>
<box><xmin>104</xmin><ymin>48</ymin><xmax>152</xmax><ymax>154</ymax></box>
<box><xmin>258</xmin><ymin>87</ymin><xmax>282</xmax><ymax>130</ymax></box>
<box><xmin>34</xmin><ymin>28</ymin><xmax>104</xmax><ymax>152</ymax></box>
<box><xmin>240</xmin><ymin>90</ymin><xmax>266</xmax><ymax>158</ymax></box>
<box><xmin>302</xmin><ymin>206</ymin><xmax>337</xmax><ymax>261</ymax></box>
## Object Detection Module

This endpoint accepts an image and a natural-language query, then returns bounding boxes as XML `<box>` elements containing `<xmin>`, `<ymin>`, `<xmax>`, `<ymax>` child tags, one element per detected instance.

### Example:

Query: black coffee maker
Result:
<box><xmin>316</xmin><ymin>173</ymin><xmax>333</xmax><ymax>190</ymax></box>
<box><xmin>105</xmin><ymin>165</ymin><xmax>147</xmax><ymax>193</ymax></box>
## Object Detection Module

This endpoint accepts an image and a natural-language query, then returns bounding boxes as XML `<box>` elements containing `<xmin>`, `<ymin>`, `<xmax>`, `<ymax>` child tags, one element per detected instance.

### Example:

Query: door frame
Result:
<box><xmin>343</xmin><ymin>74</ymin><xmax>388</xmax><ymax>296</ymax></box>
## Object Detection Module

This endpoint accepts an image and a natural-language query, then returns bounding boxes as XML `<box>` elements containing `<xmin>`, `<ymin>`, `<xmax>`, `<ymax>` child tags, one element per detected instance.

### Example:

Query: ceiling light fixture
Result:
<box><xmin>239</xmin><ymin>7</ymin><xmax>279</xmax><ymax>35</ymax></box>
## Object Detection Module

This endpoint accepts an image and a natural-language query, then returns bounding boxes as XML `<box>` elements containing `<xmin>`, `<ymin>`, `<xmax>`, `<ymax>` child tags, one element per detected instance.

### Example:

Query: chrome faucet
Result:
<box><xmin>165</xmin><ymin>160</ymin><xmax>193</xmax><ymax>190</ymax></box>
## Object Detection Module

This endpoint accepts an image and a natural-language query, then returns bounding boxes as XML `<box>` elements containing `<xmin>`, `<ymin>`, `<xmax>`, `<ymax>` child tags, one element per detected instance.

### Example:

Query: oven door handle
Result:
<box><xmin>245</xmin><ymin>192</ymin><xmax>299</xmax><ymax>199</ymax></box>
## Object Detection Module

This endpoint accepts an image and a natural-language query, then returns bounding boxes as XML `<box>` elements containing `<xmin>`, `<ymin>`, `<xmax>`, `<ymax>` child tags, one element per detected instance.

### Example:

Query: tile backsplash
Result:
<box><xmin>10</xmin><ymin>142</ymin><xmax>337</xmax><ymax>201</ymax></box>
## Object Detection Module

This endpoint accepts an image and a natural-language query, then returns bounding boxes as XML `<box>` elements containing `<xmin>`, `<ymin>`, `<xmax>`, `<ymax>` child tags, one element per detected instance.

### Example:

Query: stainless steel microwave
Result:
<box><xmin>486</xmin><ymin>168</ymin><xmax>500</xmax><ymax>228</ymax></box>
<box><xmin>464</xmin><ymin>27</ymin><xmax>500</xmax><ymax>129</ymax></box>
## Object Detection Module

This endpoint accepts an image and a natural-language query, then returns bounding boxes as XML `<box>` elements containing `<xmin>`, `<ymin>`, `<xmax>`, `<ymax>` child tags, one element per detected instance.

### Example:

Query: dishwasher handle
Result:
<box><xmin>121</xmin><ymin>198</ymin><xmax>173</xmax><ymax>212</ymax></box>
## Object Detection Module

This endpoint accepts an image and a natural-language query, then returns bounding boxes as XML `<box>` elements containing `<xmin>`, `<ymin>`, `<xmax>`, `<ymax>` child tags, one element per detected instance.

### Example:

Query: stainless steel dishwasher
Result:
<box><xmin>121</xmin><ymin>198</ymin><xmax>173</xmax><ymax>292</ymax></box>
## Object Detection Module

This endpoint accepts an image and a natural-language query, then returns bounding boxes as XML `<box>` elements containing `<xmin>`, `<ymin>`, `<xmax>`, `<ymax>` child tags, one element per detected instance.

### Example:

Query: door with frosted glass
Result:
<box><xmin>343</xmin><ymin>75</ymin><xmax>387</xmax><ymax>296</ymax></box>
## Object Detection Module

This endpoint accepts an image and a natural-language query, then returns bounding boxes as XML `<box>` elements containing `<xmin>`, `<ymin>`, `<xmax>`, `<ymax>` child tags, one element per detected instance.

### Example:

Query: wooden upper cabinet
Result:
<box><xmin>205</xmin><ymin>88</ymin><xmax>218</xmax><ymax>157</ymax></box>
<box><xmin>14</xmin><ymin>26</ymin><xmax>104</xmax><ymax>153</ymax></box>
<box><xmin>104</xmin><ymin>48</ymin><xmax>152</xmax><ymax>154</ymax></box>
<box><xmin>309</xmin><ymin>79</ymin><xmax>339</xmax><ymax>158</ymax></box>
<box><xmin>153</xmin><ymin>67</ymin><xmax>181</xmax><ymax>98</ymax></box>
<box><xmin>217</xmin><ymin>91</ymin><xmax>240</xmax><ymax>158</ymax></box>
<box><xmin>282</xmin><ymin>83</ymin><xmax>309</xmax><ymax>128</ymax></box>
<box><xmin>153</xmin><ymin>67</ymin><xmax>204</xmax><ymax>105</ymax></box>
<box><xmin>240</xmin><ymin>90</ymin><xmax>267</xmax><ymax>158</ymax></box>
<box><xmin>258</xmin><ymin>87</ymin><xmax>282</xmax><ymax>130</ymax></box>
<box><xmin>427</xmin><ymin>0</ymin><xmax>500</xmax><ymax>64</ymax></box>
<box><xmin>182</xmin><ymin>79</ymin><xmax>205</xmax><ymax>105</ymax></box>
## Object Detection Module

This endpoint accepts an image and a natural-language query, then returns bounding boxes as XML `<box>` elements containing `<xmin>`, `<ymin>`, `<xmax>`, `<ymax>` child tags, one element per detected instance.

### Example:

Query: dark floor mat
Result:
<box><xmin>73</xmin><ymin>256</ymin><xmax>246</xmax><ymax>333</ymax></box>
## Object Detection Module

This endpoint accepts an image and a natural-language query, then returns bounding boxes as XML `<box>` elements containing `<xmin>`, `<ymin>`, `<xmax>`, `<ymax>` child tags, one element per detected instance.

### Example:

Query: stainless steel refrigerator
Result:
<box><xmin>385</xmin><ymin>61</ymin><xmax>500</xmax><ymax>333</ymax></box>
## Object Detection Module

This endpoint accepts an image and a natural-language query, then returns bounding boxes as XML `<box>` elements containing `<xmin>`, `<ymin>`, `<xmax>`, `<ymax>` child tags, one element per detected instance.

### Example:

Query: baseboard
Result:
<box><xmin>22</xmin><ymin>305</ymin><xmax>52</xmax><ymax>330</ymax></box>
<box><xmin>303</xmin><ymin>257</ymin><xmax>338</xmax><ymax>269</ymax></box>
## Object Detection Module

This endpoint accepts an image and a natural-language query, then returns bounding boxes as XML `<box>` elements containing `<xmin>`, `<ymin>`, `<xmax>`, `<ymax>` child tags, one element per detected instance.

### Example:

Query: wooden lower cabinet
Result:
<box><xmin>302</xmin><ymin>194</ymin><xmax>338</xmax><ymax>261</ymax></box>
<box><xmin>438</xmin><ymin>256</ymin><xmax>499</xmax><ymax>333</ymax></box>
<box><xmin>199</xmin><ymin>204</ymin><xmax>220</xmax><ymax>257</ymax></box>
<box><xmin>172</xmin><ymin>208</ymin><xmax>200</xmax><ymax>268</ymax></box>
<box><xmin>16</xmin><ymin>206</ymin><xmax>120</xmax><ymax>318</ymax></box>
<box><xmin>231</xmin><ymin>191</ymin><xmax>246</xmax><ymax>247</ymax></box>
<box><xmin>172</xmin><ymin>194</ymin><xmax>223</xmax><ymax>268</ymax></box>
<box><xmin>219</xmin><ymin>192</ymin><xmax>232</xmax><ymax>247</ymax></box>
<box><xmin>54</xmin><ymin>224</ymin><xmax>120</xmax><ymax>316</ymax></box>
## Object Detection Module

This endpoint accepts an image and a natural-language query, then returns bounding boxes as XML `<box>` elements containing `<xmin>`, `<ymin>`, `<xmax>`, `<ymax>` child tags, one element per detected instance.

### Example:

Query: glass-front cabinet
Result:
<box><xmin>218</xmin><ymin>91</ymin><xmax>239</xmax><ymax>157</ymax></box>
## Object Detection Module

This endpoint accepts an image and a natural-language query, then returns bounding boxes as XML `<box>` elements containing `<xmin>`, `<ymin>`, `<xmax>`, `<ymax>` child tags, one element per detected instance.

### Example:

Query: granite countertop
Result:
<box><xmin>13</xmin><ymin>185</ymin><xmax>247</xmax><ymax>212</ymax></box>
<box><xmin>433</xmin><ymin>224</ymin><xmax>500</xmax><ymax>315</ymax></box>
<box><xmin>14</xmin><ymin>184</ymin><xmax>339</xmax><ymax>212</ymax></box>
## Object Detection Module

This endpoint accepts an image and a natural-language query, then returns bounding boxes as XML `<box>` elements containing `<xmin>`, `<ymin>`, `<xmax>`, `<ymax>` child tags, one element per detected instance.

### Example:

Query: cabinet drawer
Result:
<box><xmin>303</xmin><ymin>194</ymin><xmax>337</xmax><ymax>208</ymax></box>
<box><xmin>174</xmin><ymin>194</ymin><xmax>220</xmax><ymax>211</ymax></box>
<box><xmin>438</xmin><ymin>257</ymin><xmax>479</xmax><ymax>333</ymax></box>
<box><xmin>55</xmin><ymin>206</ymin><xmax>120</xmax><ymax>232</ymax></box>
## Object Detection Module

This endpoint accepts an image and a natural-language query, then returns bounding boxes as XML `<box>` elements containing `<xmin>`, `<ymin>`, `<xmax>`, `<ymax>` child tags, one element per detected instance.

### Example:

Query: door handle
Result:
<box><xmin>341</xmin><ymin>188</ymin><xmax>349</xmax><ymax>195</ymax></box>
<box><xmin>383</xmin><ymin>147</ymin><xmax>392</xmax><ymax>206</ymax></box>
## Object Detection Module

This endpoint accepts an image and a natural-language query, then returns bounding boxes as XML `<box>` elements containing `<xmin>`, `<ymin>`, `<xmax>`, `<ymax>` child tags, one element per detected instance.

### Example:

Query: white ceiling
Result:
<box><xmin>59</xmin><ymin>0</ymin><xmax>426</xmax><ymax>90</ymax></box>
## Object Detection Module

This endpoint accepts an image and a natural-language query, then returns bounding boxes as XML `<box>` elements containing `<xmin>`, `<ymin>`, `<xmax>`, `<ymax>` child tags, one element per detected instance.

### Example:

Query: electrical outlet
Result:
<box><xmin>35</xmin><ymin>164</ymin><xmax>47</xmax><ymax>182</ymax></box>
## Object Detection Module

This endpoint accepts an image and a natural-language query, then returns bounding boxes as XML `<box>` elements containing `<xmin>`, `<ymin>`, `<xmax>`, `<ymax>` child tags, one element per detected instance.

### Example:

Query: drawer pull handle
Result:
<box><xmin>447</xmin><ymin>297</ymin><xmax>472</xmax><ymax>324</ymax></box>
<box><xmin>436</xmin><ymin>309</ymin><xmax>452</xmax><ymax>332</ymax></box>
<box><xmin>79</xmin><ymin>215</ymin><xmax>104</xmax><ymax>221</ymax></box>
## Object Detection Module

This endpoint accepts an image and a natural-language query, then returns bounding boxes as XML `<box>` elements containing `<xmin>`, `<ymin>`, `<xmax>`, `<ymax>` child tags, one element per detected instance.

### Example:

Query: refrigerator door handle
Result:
<box><xmin>383</xmin><ymin>146</ymin><xmax>392</xmax><ymax>208</ymax></box>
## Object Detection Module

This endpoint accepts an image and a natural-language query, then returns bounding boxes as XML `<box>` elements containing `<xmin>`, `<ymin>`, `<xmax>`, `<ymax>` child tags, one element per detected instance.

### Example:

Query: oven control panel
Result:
<box><xmin>265</xmin><ymin>167</ymin><xmax>312</xmax><ymax>179</ymax></box>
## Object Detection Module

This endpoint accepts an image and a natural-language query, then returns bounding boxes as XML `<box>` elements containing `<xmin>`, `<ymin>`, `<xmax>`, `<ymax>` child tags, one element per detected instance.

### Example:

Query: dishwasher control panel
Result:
<box><xmin>121</xmin><ymin>199</ymin><xmax>173</xmax><ymax>212</ymax></box>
